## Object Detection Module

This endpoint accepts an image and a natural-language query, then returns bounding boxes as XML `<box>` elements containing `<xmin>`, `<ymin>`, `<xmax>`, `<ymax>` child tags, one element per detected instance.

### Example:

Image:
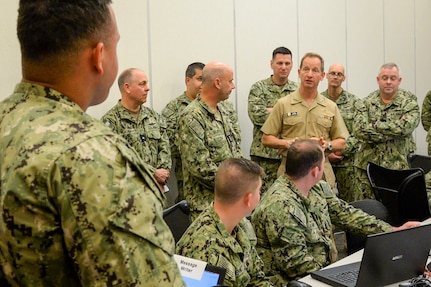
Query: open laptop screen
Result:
<box><xmin>182</xmin><ymin>264</ymin><xmax>226</xmax><ymax>287</ymax></box>
<box><xmin>311</xmin><ymin>223</ymin><xmax>431</xmax><ymax>287</ymax></box>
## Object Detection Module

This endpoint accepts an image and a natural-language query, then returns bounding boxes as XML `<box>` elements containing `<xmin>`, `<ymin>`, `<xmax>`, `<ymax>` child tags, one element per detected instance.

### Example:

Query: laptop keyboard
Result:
<box><xmin>328</xmin><ymin>269</ymin><xmax>359</xmax><ymax>283</ymax></box>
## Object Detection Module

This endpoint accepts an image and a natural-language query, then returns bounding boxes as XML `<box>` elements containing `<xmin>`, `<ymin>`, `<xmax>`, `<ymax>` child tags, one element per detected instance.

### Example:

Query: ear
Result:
<box><xmin>320</xmin><ymin>71</ymin><xmax>326</xmax><ymax>81</ymax></box>
<box><xmin>243</xmin><ymin>192</ymin><xmax>252</xmax><ymax>208</ymax></box>
<box><xmin>214</xmin><ymin>77</ymin><xmax>221</xmax><ymax>89</ymax></box>
<box><xmin>310</xmin><ymin>166</ymin><xmax>319</xmax><ymax>178</ymax></box>
<box><xmin>92</xmin><ymin>42</ymin><xmax>105</xmax><ymax>75</ymax></box>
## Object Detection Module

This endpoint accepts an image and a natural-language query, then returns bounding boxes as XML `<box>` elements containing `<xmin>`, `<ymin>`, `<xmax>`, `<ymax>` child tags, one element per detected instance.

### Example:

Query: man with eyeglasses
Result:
<box><xmin>261</xmin><ymin>52</ymin><xmax>349</xmax><ymax>191</ymax></box>
<box><xmin>353</xmin><ymin>63</ymin><xmax>420</xmax><ymax>200</ymax></box>
<box><xmin>321</xmin><ymin>64</ymin><xmax>361</xmax><ymax>202</ymax></box>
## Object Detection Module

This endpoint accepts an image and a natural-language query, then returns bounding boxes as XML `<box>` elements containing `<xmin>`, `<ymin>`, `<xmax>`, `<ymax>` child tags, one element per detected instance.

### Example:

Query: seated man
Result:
<box><xmin>251</xmin><ymin>139</ymin><xmax>419</xmax><ymax>286</ymax></box>
<box><xmin>176</xmin><ymin>158</ymin><xmax>274</xmax><ymax>287</ymax></box>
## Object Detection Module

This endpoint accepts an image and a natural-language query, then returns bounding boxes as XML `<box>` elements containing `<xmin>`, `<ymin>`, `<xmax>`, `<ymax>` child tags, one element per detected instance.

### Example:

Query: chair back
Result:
<box><xmin>407</xmin><ymin>153</ymin><xmax>431</xmax><ymax>174</ymax></box>
<box><xmin>163</xmin><ymin>200</ymin><xmax>191</xmax><ymax>243</ymax></box>
<box><xmin>366</xmin><ymin>162</ymin><xmax>431</xmax><ymax>226</ymax></box>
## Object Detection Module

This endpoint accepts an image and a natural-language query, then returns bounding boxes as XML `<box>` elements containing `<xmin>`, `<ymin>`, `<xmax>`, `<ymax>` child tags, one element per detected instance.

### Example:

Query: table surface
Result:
<box><xmin>298</xmin><ymin>217</ymin><xmax>431</xmax><ymax>286</ymax></box>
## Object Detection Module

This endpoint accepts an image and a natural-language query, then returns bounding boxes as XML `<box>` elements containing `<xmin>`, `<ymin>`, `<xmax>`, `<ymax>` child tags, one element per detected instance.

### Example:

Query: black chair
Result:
<box><xmin>162</xmin><ymin>200</ymin><xmax>191</xmax><ymax>243</ymax></box>
<box><xmin>366</xmin><ymin>162</ymin><xmax>431</xmax><ymax>226</ymax></box>
<box><xmin>407</xmin><ymin>153</ymin><xmax>431</xmax><ymax>174</ymax></box>
<box><xmin>345</xmin><ymin>199</ymin><xmax>390</xmax><ymax>255</ymax></box>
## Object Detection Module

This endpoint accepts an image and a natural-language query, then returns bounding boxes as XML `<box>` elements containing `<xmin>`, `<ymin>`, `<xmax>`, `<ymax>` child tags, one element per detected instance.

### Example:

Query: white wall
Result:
<box><xmin>1</xmin><ymin>0</ymin><xmax>430</xmax><ymax>156</ymax></box>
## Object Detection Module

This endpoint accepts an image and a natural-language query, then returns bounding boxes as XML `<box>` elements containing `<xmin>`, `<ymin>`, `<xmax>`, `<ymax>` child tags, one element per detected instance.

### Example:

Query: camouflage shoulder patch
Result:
<box><xmin>187</xmin><ymin>117</ymin><xmax>205</xmax><ymax>138</ymax></box>
<box><xmin>319</xmin><ymin>180</ymin><xmax>334</xmax><ymax>198</ymax></box>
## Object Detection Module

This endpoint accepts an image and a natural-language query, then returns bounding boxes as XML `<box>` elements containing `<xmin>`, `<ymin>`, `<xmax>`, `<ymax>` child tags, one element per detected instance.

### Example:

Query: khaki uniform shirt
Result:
<box><xmin>261</xmin><ymin>90</ymin><xmax>349</xmax><ymax>187</ymax></box>
<box><xmin>251</xmin><ymin>176</ymin><xmax>392</xmax><ymax>286</ymax></box>
<box><xmin>0</xmin><ymin>83</ymin><xmax>185</xmax><ymax>286</ymax></box>
<box><xmin>248</xmin><ymin>77</ymin><xmax>298</xmax><ymax>159</ymax></box>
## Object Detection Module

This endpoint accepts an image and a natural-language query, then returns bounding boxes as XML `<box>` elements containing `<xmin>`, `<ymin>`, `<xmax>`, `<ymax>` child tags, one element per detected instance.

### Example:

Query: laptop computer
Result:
<box><xmin>174</xmin><ymin>254</ymin><xmax>226</xmax><ymax>287</ymax></box>
<box><xmin>311</xmin><ymin>223</ymin><xmax>431</xmax><ymax>287</ymax></box>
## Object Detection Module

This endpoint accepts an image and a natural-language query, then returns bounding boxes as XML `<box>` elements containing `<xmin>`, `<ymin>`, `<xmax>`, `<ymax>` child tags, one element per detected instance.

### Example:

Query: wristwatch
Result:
<box><xmin>328</xmin><ymin>141</ymin><xmax>333</xmax><ymax>151</ymax></box>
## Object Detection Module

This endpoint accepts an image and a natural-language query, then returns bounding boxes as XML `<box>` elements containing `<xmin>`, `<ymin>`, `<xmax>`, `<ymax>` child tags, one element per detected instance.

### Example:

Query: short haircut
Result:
<box><xmin>185</xmin><ymin>62</ymin><xmax>205</xmax><ymax>78</ymax></box>
<box><xmin>18</xmin><ymin>0</ymin><xmax>113</xmax><ymax>63</ymax></box>
<box><xmin>117</xmin><ymin>68</ymin><xmax>139</xmax><ymax>92</ymax></box>
<box><xmin>379</xmin><ymin>62</ymin><xmax>401</xmax><ymax>76</ymax></box>
<box><xmin>285</xmin><ymin>140</ymin><xmax>323</xmax><ymax>180</ymax></box>
<box><xmin>215</xmin><ymin>158</ymin><xmax>264</xmax><ymax>204</ymax></box>
<box><xmin>300</xmin><ymin>52</ymin><xmax>325</xmax><ymax>72</ymax></box>
<box><xmin>272</xmin><ymin>47</ymin><xmax>293</xmax><ymax>60</ymax></box>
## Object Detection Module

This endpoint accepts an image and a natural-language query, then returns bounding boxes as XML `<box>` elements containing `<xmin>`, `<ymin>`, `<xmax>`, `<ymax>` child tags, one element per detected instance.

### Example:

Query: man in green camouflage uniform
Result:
<box><xmin>162</xmin><ymin>63</ymin><xmax>241</xmax><ymax>202</ymax></box>
<box><xmin>0</xmin><ymin>2</ymin><xmax>185</xmax><ymax>286</ymax></box>
<box><xmin>353</xmin><ymin>63</ymin><xmax>420</xmax><ymax>200</ymax></box>
<box><xmin>251</xmin><ymin>140</ymin><xmax>419</xmax><ymax>286</ymax></box>
<box><xmin>178</xmin><ymin>61</ymin><xmax>243</xmax><ymax>221</ymax></box>
<box><xmin>421</xmin><ymin>90</ymin><xmax>431</xmax><ymax>155</ymax></box>
<box><xmin>321</xmin><ymin>64</ymin><xmax>361</xmax><ymax>202</ymax></box>
<box><xmin>176</xmin><ymin>158</ymin><xmax>274</xmax><ymax>287</ymax></box>
<box><xmin>102</xmin><ymin>68</ymin><xmax>171</xmax><ymax>191</ymax></box>
<box><xmin>248</xmin><ymin>47</ymin><xmax>298</xmax><ymax>193</ymax></box>
<box><xmin>162</xmin><ymin>62</ymin><xmax>205</xmax><ymax>201</ymax></box>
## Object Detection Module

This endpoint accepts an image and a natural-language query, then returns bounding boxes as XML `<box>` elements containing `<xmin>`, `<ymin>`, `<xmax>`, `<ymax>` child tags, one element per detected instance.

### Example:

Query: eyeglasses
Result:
<box><xmin>328</xmin><ymin>72</ymin><xmax>344</xmax><ymax>77</ymax></box>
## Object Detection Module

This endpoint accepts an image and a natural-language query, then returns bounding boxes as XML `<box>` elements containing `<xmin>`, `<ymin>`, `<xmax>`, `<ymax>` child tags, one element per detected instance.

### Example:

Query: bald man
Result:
<box><xmin>321</xmin><ymin>64</ymin><xmax>361</xmax><ymax>202</ymax></box>
<box><xmin>178</xmin><ymin>61</ymin><xmax>243</xmax><ymax>220</ymax></box>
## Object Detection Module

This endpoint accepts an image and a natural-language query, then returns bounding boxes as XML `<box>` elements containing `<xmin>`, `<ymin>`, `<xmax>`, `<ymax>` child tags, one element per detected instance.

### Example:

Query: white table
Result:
<box><xmin>299</xmin><ymin>217</ymin><xmax>431</xmax><ymax>286</ymax></box>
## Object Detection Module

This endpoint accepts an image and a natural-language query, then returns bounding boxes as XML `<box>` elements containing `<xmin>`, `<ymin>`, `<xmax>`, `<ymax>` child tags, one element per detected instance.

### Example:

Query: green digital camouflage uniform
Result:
<box><xmin>251</xmin><ymin>175</ymin><xmax>392</xmax><ymax>286</ymax></box>
<box><xmin>421</xmin><ymin>90</ymin><xmax>431</xmax><ymax>155</ymax></box>
<box><xmin>162</xmin><ymin>94</ymin><xmax>240</xmax><ymax>202</ymax></box>
<box><xmin>102</xmin><ymin>101</ymin><xmax>171</xmax><ymax>174</ymax></box>
<box><xmin>321</xmin><ymin>89</ymin><xmax>361</xmax><ymax>202</ymax></box>
<box><xmin>353</xmin><ymin>88</ymin><xmax>420</xmax><ymax>200</ymax></box>
<box><xmin>261</xmin><ymin>90</ymin><xmax>349</xmax><ymax>189</ymax></box>
<box><xmin>0</xmin><ymin>83</ymin><xmax>185</xmax><ymax>286</ymax></box>
<box><xmin>162</xmin><ymin>92</ymin><xmax>192</xmax><ymax>201</ymax></box>
<box><xmin>248</xmin><ymin>77</ymin><xmax>298</xmax><ymax>193</ymax></box>
<box><xmin>424</xmin><ymin>172</ymin><xmax>431</xmax><ymax>208</ymax></box>
<box><xmin>178</xmin><ymin>96</ymin><xmax>243</xmax><ymax>220</ymax></box>
<box><xmin>176</xmin><ymin>205</ymin><xmax>274</xmax><ymax>287</ymax></box>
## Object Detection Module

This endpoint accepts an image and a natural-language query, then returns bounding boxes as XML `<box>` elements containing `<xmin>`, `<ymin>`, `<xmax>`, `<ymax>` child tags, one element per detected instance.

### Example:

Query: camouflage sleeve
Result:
<box><xmin>222</xmin><ymin>100</ymin><xmax>242</xmax><ymax>143</ymax></box>
<box><xmin>55</xmin><ymin>136</ymin><xmax>184</xmax><ymax>286</ymax></box>
<box><xmin>248</xmin><ymin>82</ymin><xmax>270</xmax><ymax>126</ymax></box>
<box><xmin>161</xmin><ymin>101</ymin><xmax>180</xmax><ymax>158</ymax></box>
<box><xmin>375</xmin><ymin>100</ymin><xmax>419</xmax><ymax>138</ymax></box>
<box><xmin>353</xmin><ymin>99</ymin><xmax>419</xmax><ymax>143</ymax></box>
<box><xmin>241</xmin><ymin>220</ymin><xmax>275</xmax><ymax>287</ymax></box>
<box><xmin>421</xmin><ymin>90</ymin><xmax>431</xmax><ymax>131</ymax></box>
<box><xmin>342</xmin><ymin>135</ymin><xmax>360</xmax><ymax>156</ymax></box>
<box><xmin>101</xmin><ymin>110</ymin><xmax>122</xmax><ymax>135</ymax></box>
<box><xmin>426</xmin><ymin>172</ymin><xmax>431</xmax><ymax>208</ymax></box>
<box><xmin>352</xmin><ymin>100</ymin><xmax>385</xmax><ymax>142</ymax></box>
<box><xmin>156</xmin><ymin>114</ymin><xmax>172</xmax><ymax>170</ymax></box>
<box><xmin>178</xmin><ymin>114</ymin><xmax>217</xmax><ymax>190</ymax></box>
<box><xmin>325</xmin><ymin>190</ymin><xmax>393</xmax><ymax>234</ymax></box>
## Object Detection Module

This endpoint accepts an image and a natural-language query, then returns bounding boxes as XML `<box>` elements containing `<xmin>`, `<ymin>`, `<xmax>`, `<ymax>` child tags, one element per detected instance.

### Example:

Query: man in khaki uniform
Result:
<box><xmin>261</xmin><ymin>52</ymin><xmax>349</xmax><ymax>189</ymax></box>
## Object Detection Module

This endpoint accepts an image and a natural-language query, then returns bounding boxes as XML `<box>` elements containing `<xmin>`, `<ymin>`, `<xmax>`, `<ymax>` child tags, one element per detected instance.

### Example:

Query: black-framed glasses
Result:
<box><xmin>328</xmin><ymin>72</ymin><xmax>344</xmax><ymax>77</ymax></box>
